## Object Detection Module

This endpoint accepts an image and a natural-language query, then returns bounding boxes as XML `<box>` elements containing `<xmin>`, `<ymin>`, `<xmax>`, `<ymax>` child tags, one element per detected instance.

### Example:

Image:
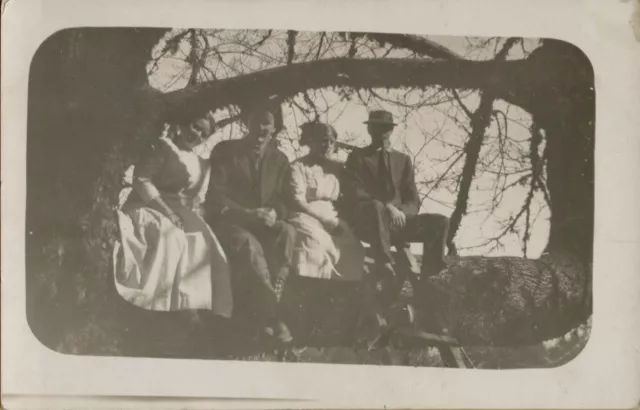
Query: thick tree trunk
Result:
<box><xmin>424</xmin><ymin>40</ymin><xmax>594</xmax><ymax>346</ymax></box>
<box><xmin>26</xmin><ymin>28</ymin><xmax>166</xmax><ymax>352</ymax></box>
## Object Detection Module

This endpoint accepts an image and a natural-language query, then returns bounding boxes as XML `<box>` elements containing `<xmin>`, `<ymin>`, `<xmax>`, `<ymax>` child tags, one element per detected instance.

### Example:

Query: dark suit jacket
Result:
<box><xmin>342</xmin><ymin>145</ymin><xmax>420</xmax><ymax>217</ymax></box>
<box><xmin>206</xmin><ymin>138</ymin><xmax>291</xmax><ymax>225</ymax></box>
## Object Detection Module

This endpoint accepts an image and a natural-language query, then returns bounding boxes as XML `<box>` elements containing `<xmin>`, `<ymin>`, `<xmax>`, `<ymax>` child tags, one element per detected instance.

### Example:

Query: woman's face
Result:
<box><xmin>176</xmin><ymin>118</ymin><xmax>212</xmax><ymax>150</ymax></box>
<box><xmin>309</xmin><ymin>132</ymin><xmax>337</xmax><ymax>159</ymax></box>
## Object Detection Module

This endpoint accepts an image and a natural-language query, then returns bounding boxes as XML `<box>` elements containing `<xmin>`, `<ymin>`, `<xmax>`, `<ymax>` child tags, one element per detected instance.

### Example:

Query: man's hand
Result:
<box><xmin>385</xmin><ymin>203</ymin><xmax>406</xmax><ymax>230</ymax></box>
<box><xmin>254</xmin><ymin>208</ymin><xmax>277</xmax><ymax>227</ymax></box>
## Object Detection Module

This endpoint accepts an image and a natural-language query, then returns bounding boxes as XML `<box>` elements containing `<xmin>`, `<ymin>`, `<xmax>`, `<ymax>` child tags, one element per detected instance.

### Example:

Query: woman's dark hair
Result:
<box><xmin>162</xmin><ymin>106</ymin><xmax>217</xmax><ymax>144</ymax></box>
<box><xmin>300</xmin><ymin>122</ymin><xmax>338</xmax><ymax>147</ymax></box>
<box><xmin>165</xmin><ymin>104</ymin><xmax>216</xmax><ymax>130</ymax></box>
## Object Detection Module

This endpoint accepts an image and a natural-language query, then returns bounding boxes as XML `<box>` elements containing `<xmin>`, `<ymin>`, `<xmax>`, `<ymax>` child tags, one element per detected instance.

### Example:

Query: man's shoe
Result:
<box><xmin>273</xmin><ymin>321</ymin><xmax>293</xmax><ymax>344</ymax></box>
<box><xmin>377</xmin><ymin>262</ymin><xmax>401</xmax><ymax>301</ymax></box>
<box><xmin>420</xmin><ymin>260</ymin><xmax>449</xmax><ymax>278</ymax></box>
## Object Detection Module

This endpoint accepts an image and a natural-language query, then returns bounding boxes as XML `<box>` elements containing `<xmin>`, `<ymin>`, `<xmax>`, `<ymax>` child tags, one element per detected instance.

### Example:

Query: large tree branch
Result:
<box><xmin>365</xmin><ymin>33</ymin><xmax>464</xmax><ymax>61</ymax></box>
<box><xmin>446</xmin><ymin>94</ymin><xmax>494</xmax><ymax>247</ymax></box>
<box><xmin>423</xmin><ymin>250</ymin><xmax>590</xmax><ymax>346</ymax></box>
<box><xmin>447</xmin><ymin>38</ymin><xmax>519</xmax><ymax>247</ymax></box>
<box><xmin>159</xmin><ymin>57</ymin><xmax>562</xmax><ymax>118</ymax></box>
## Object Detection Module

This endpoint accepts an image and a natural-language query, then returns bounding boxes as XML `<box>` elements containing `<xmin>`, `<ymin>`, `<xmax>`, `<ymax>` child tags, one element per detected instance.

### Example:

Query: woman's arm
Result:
<box><xmin>288</xmin><ymin>162</ymin><xmax>339</xmax><ymax>229</ymax></box>
<box><xmin>193</xmin><ymin>159</ymin><xmax>211</xmax><ymax>217</ymax></box>
<box><xmin>132</xmin><ymin>139</ymin><xmax>183</xmax><ymax>228</ymax></box>
<box><xmin>313</xmin><ymin>161</ymin><xmax>342</xmax><ymax>201</ymax></box>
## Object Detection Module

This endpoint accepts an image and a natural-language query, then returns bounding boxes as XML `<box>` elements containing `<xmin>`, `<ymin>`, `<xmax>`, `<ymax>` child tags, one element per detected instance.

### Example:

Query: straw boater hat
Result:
<box><xmin>364</xmin><ymin>110</ymin><xmax>397</xmax><ymax>126</ymax></box>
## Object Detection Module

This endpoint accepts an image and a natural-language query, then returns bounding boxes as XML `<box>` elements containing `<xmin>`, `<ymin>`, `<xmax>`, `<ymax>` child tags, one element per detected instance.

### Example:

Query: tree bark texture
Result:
<box><xmin>424</xmin><ymin>40</ymin><xmax>594</xmax><ymax>346</ymax></box>
<box><xmin>26</xmin><ymin>28</ymin><xmax>167</xmax><ymax>352</ymax></box>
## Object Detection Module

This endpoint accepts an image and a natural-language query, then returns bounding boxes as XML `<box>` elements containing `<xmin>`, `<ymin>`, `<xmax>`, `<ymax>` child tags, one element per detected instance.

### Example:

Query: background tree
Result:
<box><xmin>25</xmin><ymin>28</ymin><xmax>592</xmax><ymax>365</ymax></box>
<box><xmin>147</xmin><ymin>30</ymin><xmax>549</xmax><ymax>257</ymax></box>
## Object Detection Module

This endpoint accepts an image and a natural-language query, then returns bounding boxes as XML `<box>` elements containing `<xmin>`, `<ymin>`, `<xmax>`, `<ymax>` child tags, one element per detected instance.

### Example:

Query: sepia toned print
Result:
<box><xmin>25</xmin><ymin>28</ymin><xmax>593</xmax><ymax>368</ymax></box>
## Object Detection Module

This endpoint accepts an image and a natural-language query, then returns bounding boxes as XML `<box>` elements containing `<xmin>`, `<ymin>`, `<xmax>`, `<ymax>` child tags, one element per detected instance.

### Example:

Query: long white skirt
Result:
<box><xmin>289</xmin><ymin>212</ymin><xmax>365</xmax><ymax>282</ymax></box>
<box><xmin>112</xmin><ymin>197</ymin><xmax>233</xmax><ymax>317</ymax></box>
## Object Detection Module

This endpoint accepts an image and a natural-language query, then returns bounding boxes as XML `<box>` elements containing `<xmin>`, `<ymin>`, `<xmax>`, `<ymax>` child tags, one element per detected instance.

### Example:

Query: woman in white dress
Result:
<box><xmin>113</xmin><ymin>111</ymin><xmax>233</xmax><ymax>319</ymax></box>
<box><xmin>287</xmin><ymin>122</ymin><xmax>365</xmax><ymax>281</ymax></box>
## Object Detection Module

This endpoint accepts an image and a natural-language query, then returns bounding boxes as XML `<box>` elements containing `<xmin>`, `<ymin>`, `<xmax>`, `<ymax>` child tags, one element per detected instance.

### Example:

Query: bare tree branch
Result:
<box><xmin>366</xmin><ymin>33</ymin><xmax>464</xmax><ymax>61</ymax></box>
<box><xmin>451</xmin><ymin>89</ymin><xmax>474</xmax><ymax>119</ymax></box>
<box><xmin>286</xmin><ymin>30</ymin><xmax>297</xmax><ymax>65</ymax></box>
<box><xmin>446</xmin><ymin>38</ymin><xmax>520</xmax><ymax>248</ymax></box>
<box><xmin>315</xmin><ymin>32</ymin><xmax>326</xmax><ymax>60</ymax></box>
<box><xmin>160</xmin><ymin>56</ymin><xmax>558</xmax><ymax>116</ymax></box>
<box><xmin>187</xmin><ymin>29</ymin><xmax>200</xmax><ymax>86</ymax></box>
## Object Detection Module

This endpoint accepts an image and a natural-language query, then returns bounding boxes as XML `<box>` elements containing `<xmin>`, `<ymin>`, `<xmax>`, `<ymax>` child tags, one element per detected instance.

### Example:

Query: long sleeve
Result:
<box><xmin>343</xmin><ymin>151</ymin><xmax>373</xmax><ymax>203</ymax></box>
<box><xmin>289</xmin><ymin>162</ymin><xmax>308</xmax><ymax>207</ymax></box>
<box><xmin>274</xmin><ymin>159</ymin><xmax>292</xmax><ymax>220</ymax></box>
<box><xmin>399</xmin><ymin>154</ymin><xmax>420</xmax><ymax>216</ymax></box>
<box><xmin>287</xmin><ymin>160</ymin><xmax>339</xmax><ymax>224</ymax></box>
<box><xmin>206</xmin><ymin>144</ymin><xmax>247</xmax><ymax>218</ymax></box>
<box><xmin>132</xmin><ymin>141</ymin><xmax>165</xmax><ymax>204</ymax></box>
<box><xmin>193</xmin><ymin>159</ymin><xmax>211</xmax><ymax>216</ymax></box>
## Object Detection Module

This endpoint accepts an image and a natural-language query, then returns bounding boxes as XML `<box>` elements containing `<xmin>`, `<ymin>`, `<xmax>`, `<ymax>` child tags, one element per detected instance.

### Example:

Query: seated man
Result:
<box><xmin>342</xmin><ymin>110</ymin><xmax>450</xmax><ymax>308</ymax></box>
<box><xmin>205</xmin><ymin>108</ymin><xmax>295</xmax><ymax>344</ymax></box>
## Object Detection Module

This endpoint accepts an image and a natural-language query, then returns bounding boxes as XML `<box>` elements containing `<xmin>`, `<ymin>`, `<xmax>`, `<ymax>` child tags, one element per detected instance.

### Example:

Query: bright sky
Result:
<box><xmin>146</xmin><ymin>31</ymin><xmax>549</xmax><ymax>258</ymax></box>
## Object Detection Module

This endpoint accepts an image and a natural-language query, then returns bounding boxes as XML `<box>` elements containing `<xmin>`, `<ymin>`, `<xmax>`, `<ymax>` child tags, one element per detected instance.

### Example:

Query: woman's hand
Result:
<box><xmin>167</xmin><ymin>211</ymin><xmax>184</xmax><ymax>230</ymax></box>
<box><xmin>322</xmin><ymin>217</ymin><xmax>343</xmax><ymax>236</ymax></box>
<box><xmin>148</xmin><ymin>196</ymin><xmax>184</xmax><ymax>230</ymax></box>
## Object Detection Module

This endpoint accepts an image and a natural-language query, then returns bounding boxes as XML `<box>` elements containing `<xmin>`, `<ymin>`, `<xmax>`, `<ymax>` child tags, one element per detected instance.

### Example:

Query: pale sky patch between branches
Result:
<box><xmin>146</xmin><ymin>30</ymin><xmax>549</xmax><ymax>258</ymax></box>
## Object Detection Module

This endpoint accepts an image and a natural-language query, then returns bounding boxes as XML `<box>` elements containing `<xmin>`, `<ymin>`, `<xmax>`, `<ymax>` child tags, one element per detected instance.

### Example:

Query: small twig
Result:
<box><xmin>315</xmin><ymin>32</ymin><xmax>326</xmax><ymax>60</ymax></box>
<box><xmin>286</xmin><ymin>30</ymin><xmax>298</xmax><ymax>65</ymax></box>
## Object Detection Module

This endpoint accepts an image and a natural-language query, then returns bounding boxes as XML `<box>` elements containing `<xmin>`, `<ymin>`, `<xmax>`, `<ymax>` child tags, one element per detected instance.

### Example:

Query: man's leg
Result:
<box><xmin>351</xmin><ymin>200</ymin><xmax>394</xmax><ymax>265</ymax></box>
<box><xmin>252</xmin><ymin>220</ymin><xmax>296</xmax><ymax>287</ymax></box>
<box><xmin>350</xmin><ymin>200</ymin><xmax>399</xmax><ymax>312</ymax></box>
<box><xmin>214</xmin><ymin>223</ymin><xmax>278</xmax><ymax>325</ymax></box>
<box><xmin>395</xmin><ymin>213</ymin><xmax>450</xmax><ymax>277</ymax></box>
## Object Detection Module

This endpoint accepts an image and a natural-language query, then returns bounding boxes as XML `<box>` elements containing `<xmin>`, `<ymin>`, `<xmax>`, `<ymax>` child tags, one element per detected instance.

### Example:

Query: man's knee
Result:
<box><xmin>425</xmin><ymin>213</ymin><xmax>449</xmax><ymax>230</ymax></box>
<box><xmin>228</xmin><ymin>229</ymin><xmax>273</xmax><ymax>284</ymax></box>
<box><xmin>369</xmin><ymin>199</ymin><xmax>386</xmax><ymax>213</ymax></box>
<box><xmin>436</xmin><ymin>214</ymin><xmax>450</xmax><ymax>229</ymax></box>
<box><xmin>270</xmin><ymin>221</ymin><xmax>296</xmax><ymax>243</ymax></box>
<box><xmin>361</xmin><ymin>199</ymin><xmax>386</xmax><ymax>219</ymax></box>
<box><xmin>232</xmin><ymin>229</ymin><xmax>264</xmax><ymax>256</ymax></box>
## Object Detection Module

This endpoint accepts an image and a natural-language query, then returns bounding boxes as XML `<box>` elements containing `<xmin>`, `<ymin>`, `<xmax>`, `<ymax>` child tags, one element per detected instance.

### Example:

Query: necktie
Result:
<box><xmin>250</xmin><ymin>152</ymin><xmax>262</xmax><ymax>196</ymax></box>
<box><xmin>379</xmin><ymin>150</ymin><xmax>393</xmax><ymax>199</ymax></box>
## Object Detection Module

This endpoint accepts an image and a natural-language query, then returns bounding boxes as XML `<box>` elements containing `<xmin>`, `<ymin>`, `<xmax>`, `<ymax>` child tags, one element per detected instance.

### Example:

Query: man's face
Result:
<box><xmin>247</xmin><ymin>111</ymin><xmax>275</xmax><ymax>154</ymax></box>
<box><xmin>367</xmin><ymin>123</ymin><xmax>394</xmax><ymax>146</ymax></box>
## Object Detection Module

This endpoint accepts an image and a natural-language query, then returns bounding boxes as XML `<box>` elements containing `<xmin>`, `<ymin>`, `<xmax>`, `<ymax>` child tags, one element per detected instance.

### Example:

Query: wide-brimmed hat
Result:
<box><xmin>363</xmin><ymin>110</ymin><xmax>397</xmax><ymax>126</ymax></box>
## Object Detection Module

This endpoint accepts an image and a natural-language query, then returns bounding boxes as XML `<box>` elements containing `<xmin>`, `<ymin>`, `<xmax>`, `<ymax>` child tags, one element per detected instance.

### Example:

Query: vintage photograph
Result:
<box><xmin>25</xmin><ymin>27</ymin><xmax>594</xmax><ymax>369</ymax></box>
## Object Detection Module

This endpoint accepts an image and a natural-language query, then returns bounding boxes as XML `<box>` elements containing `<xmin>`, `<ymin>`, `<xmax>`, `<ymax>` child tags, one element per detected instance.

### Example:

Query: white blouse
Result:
<box><xmin>289</xmin><ymin>157</ymin><xmax>342</xmax><ymax>222</ymax></box>
<box><xmin>132</xmin><ymin>136</ymin><xmax>210</xmax><ymax>209</ymax></box>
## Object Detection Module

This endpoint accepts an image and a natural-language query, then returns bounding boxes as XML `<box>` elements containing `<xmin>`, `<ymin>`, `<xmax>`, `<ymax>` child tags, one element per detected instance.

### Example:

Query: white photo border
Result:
<box><xmin>2</xmin><ymin>0</ymin><xmax>640</xmax><ymax>408</ymax></box>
